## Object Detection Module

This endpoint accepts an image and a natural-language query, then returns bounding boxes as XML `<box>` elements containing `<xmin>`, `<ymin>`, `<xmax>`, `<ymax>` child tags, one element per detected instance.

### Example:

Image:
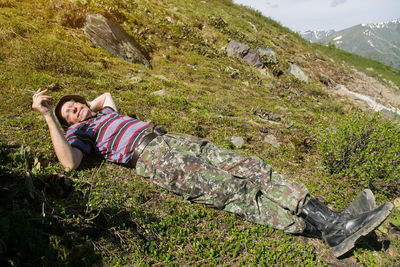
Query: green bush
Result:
<box><xmin>316</xmin><ymin>112</ymin><xmax>400</xmax><ymax>198</ymax></box>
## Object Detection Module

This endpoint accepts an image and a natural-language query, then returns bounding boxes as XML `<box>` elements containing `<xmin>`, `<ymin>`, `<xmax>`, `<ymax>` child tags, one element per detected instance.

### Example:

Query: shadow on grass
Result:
<box><xmin>0</xmin><ymin>143</ymin><xmax>161</xmax><ymax>266</ymax></box>
<box><xmin>337</xmin><ymin>231</ymin><xmax>391</xmax><ymax>259</ymax></box>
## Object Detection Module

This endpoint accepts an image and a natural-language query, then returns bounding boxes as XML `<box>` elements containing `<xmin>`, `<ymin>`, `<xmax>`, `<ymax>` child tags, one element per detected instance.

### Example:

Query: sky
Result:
<box><xmin>232</xmin><ymin>0</ymin><xmax>400</xmax><ymax>32</ymax></box>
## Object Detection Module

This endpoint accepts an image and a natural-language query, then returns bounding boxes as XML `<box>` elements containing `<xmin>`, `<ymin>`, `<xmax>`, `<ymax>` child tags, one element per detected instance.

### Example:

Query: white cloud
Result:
<box><xmin>266</xmin><ymin>2</ymin><xmax>279</xmax><ymax>8</ymax></box>
<box><xmin>331</xmin><ymin>0</ymin><xmax>347</xmax><ymax>7</ymax></box>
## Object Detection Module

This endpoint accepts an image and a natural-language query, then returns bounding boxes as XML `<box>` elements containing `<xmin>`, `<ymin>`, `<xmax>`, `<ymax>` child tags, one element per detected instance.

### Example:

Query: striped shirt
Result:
<box><xmin>65</xmin><ymin>107</ymin><xmax>150</xmax><ymax>164</ymax></box>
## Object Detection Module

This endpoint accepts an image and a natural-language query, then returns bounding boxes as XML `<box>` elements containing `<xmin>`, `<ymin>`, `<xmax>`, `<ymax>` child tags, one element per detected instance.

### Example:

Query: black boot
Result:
<box><xmin>341</xmin><ymin>189</ymin><xmax>376</xmax><ymax>215</ymax></box>
<box><xmin>301</xmin><ymin>198</ymin><xmax>393</xmax><ymax>257</ymax></box>
<box><xmin>302</xmin><ymin>189</ymin><xmax>376</xmax><ymax>239</ymax></box>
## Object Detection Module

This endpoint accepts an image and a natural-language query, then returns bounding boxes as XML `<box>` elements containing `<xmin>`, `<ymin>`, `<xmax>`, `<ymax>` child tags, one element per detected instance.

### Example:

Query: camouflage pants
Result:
<box><xmin>136</xmin><ymin>133</ymin><xmax>309</xmax><ymax>233</ymax></box>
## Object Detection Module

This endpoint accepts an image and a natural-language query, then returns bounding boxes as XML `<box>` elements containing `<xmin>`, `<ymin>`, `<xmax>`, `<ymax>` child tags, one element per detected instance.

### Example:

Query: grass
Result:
<box><xmin>0</xmin><ymin>0</ymin><xmax>399</xmax><ymax>265</ymax></box>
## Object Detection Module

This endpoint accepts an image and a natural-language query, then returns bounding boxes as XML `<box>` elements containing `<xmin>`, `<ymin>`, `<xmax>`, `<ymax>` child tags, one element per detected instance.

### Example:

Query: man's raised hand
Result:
<box><xmin>32</xmin><ymin>89</ymin><xmax>52</xmax><ymax>116</ymax></box>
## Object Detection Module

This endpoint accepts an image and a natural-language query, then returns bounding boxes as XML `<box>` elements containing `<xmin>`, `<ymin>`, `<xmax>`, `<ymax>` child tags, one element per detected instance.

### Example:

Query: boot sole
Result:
<box><xmin>331</xmin><ymin>202</ymin><xmax>394</xmax><ymax>257</ymax></box>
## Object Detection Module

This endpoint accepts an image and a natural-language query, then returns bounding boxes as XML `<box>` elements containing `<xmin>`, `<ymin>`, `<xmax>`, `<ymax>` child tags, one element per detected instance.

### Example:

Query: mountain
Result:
<box><xmin>299</xmin><ymin>29</ymin><xmax>336</xmax><ymax>42</ymax></box>
<box><xmin>303</xmin><ymin>19</ymin><xmax>400</xmax><ymax>69</ymax></box>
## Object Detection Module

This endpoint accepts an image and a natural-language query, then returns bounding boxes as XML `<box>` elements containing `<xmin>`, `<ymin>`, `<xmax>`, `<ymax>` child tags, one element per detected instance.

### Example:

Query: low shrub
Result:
<box><xmin>316</xmin><ymin>112</ymin><xmax>400</xmax><ymax>198</ymax></box>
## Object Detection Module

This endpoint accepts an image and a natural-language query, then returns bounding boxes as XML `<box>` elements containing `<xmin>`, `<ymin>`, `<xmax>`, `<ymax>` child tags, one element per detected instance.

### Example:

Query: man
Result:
<box><xmin>32</xmin><ymin>89</ymin><xmax>393</xmax><ymax>258</ymax></box>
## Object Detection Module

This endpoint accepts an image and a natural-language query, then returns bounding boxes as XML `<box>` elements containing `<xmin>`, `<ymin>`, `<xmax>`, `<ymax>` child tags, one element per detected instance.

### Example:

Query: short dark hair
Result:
<box><xmin>55</xmin><ymin>95</ymin><xmax>88</xmax><ymax>130</ymax></box>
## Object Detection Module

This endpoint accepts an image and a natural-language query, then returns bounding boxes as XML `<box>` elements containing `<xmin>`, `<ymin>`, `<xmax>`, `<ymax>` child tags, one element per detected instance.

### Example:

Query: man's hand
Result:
<box><xmin>32</xmin><ymin>89</ymin><xmax>52</xmax><ymax>116</ymax></box>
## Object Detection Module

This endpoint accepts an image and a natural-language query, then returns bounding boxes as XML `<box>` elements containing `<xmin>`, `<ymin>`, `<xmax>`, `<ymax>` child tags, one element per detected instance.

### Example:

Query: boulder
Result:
<box><xmin>258</xmin><ymin>47</ymin><xmax>277</xmax><ymax>64</ymax></box>
<box><xmin>318</xmin><ymin>73</ymin><xmax>332</xmax><ymax>85</ymax></box>
<box><xmin>83</xmin><ymin>13</ymin><xmax>150</xmax><ymax>67</ymax></box>
<box><xmin>226</xmin><ymin>40</ymin><xmax>249</xmax><ymax>58</ymax></box>
<box><xmin>231</xmin><ymin>136</ymin><xmax>244</xmax><ymax>148</ymax></box>
<box><xmin>287</xmin><ymin>64</ymin><xmax>309</xmax><ymax>82</ymax></box>
<box><xmin>227</xmin><ymin>40</ymin><xmax>263</xmax><ymax>68</ymax></box>
<box><xmin>243</xmin><ymin>49</ymin><xmax>263</xmax><ymax>69</ymax></box>
<box><xmin>264</xmin><ymin>134</ymin><xmax>280</xmax><ymax>148</ymax></box>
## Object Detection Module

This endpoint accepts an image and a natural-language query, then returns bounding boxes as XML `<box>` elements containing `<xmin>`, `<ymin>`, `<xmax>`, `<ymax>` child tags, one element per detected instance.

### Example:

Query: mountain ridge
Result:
<box><xmin>300</xmin><ymin>19</ymin><xmax>400</xmax><ymax>69</ymax></box>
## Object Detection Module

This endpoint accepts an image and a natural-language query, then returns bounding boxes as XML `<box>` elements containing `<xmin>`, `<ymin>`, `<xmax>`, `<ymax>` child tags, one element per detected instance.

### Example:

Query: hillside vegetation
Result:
<box><xmin>1</xmin><ymin>0</ymin><xmax>399</xmax><ymax>265</ymax></box>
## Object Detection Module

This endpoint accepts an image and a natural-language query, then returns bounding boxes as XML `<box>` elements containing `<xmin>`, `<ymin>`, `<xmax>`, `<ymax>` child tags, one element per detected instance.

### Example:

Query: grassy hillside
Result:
<box><xmin>1</xmin><ymin>0</ymin><xmax>399</xmax><ymax>265</ymax></box>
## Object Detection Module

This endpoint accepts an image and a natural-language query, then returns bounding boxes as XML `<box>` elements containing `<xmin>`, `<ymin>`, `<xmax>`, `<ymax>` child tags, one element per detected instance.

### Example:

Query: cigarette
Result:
<box><xmin>24</xmin><ymin>89</ymin><xmax>37</xmax><ymax>94</ymax></box>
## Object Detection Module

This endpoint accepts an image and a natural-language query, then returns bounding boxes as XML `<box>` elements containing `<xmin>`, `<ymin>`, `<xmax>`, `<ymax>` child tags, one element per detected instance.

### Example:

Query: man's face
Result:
<box><xmin>61</xmin><ymin>100</ymin><xmax>93</xmax><ymax>125</ymax></box>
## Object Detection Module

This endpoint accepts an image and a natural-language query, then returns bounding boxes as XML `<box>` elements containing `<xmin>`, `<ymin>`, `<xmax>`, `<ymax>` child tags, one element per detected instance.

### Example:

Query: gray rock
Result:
<box><xmin>259</xmin><ymin>68</ymin><xmax>272</xmax><ymax>78</ymax></box>
<box><xmin>227</xmin><ymin>40</ymin><xmax>263</xmax><ymax>68</ymax></box>
<box><xmin>151</xmin><ymin>89</ymin><xmax>170</xmax><ymax>97</ymax></box>
<box><xmin>166</xmin><ymin>16</ymin><xmax>174</xmax><ymax>24</ymax></box>
<box><xmin>258</xmin><ymin>47</ymin><xmax>277</xmax><ymax>64</ymax></box>
<box><xmin>248</xmin><ymin>21</ymin><xmax>257</xmax><ymax>32</ymax></box>
<box><xmin>287</xmin><ymin>64</ymin><xmax>309</xmax><ymax>82</ymax></box>
<box><xmin>155</xmin><ymin>75</ymin><xmax>169</xmax><ymax>81</ymax></box>
<box><xmin>264</xmin><ymin>135</ymin><xmax>280</xmax><ymax>148</ymax></box>
<box><xmin>231</xmin><ymin>136</ymin><xmax>244</xmax><ymax>148</ymax></box>
<box><xmin>128</xmin><ymin>76</ymin><xmax>142</xmax><ymax>83</ymax></box>
<box><xmin>226</xmin><ymin>40</ymin><xmax>249</xmax><ymax>58</ymax></box>
<box><xmin>243</xmin><ymin>49</ymin><xmax>264</xmax><ymax>68</ymax></box>
<box><xmin>318</xmin><ymin>73</ymin><xmax>332</xmax><ymax>85</ymax></box>
<box><xmin>83</xmin><ymin>13</ymin><xmax>150</xmax><ymax>67</ymax></box>
<box><xmin>265</xmin><ymin>83</ymin><xmax>274</xmax><ymax>89</ymax></box>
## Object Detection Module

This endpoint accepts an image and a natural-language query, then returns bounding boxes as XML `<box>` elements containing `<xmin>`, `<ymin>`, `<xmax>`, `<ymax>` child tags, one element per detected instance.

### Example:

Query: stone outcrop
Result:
<box><xmin>287</xmin><ymin>64</ymin><xmax>309</xmax><ymax>82</ymax></box>
<box><xmin>83</xmin><ymin>13</ymin><xmax>150</xmax><ymax>67</ymax></box>
<box><xmin>227</xmin><ymin>40</ymin><xmax>263</xmax><ymax>69</ymax></box>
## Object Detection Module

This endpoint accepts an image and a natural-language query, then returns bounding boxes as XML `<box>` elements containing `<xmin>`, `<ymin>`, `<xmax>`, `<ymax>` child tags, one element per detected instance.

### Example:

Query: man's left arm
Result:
<box><xmin>88</xmin><ymin>92</ymin><xmax>118</xmax><ymax>112</ymax></box>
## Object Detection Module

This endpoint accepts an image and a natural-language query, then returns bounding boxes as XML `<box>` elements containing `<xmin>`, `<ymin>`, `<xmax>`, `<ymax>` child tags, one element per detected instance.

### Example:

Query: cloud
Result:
<box><xmin>331</xmin><ymin>0</ymin><xmax>346</xmax><ymax>7</ymax></box>
<box><xmin>266</xmin><ymin>2</ymin><xmax>279</xmax><ymax>8</ymax></box>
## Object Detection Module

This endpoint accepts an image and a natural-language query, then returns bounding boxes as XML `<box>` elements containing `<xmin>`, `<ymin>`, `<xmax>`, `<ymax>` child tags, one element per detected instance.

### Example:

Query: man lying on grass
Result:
<box><xmin>32</xmin><ymin>89</ymin><xmax>393</xmax><ymax>258</ymax></box>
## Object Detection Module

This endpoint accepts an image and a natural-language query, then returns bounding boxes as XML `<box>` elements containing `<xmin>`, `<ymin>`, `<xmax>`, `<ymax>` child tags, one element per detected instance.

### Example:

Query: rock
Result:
<box><xmin>264</xmin><ymin>135</ymin><xmax>280</xmax><ymax>148</ymax></box>
<box><xmin>394</xmin><ymin>198</ymin><xmax>400</xmax><ymax>209</ymax></box>
<box><xmin>258</xmin><ymin>47</ymin><xmax>277</xmax><ymax>64</ymax></box>
<box><xmin>83</xmin><ymin>13</ymin><xmax>150</xmax><ymax>67</ymax></box>
<box><xmin>318</xmin><ymin>73</ymin><xmax>332</xmax><ymax>85</ymax></box>
<box><xmin>259</xmin><ymin>68</ymin><xmax>272</xmax><ymax>78</ymax></box>
<box><xmin>265</xmin><ymin>83</ymin><xmax>274</xmax><ymax>89</ymax></box>
<box><xmin>287</xmin><ymin>64</ymin><xmax>309</xmax><ymax>82</ymax></box>
<box><xmin>128</xmin><ymin>76</ymin><xmax>142</xmax><ymax>83</ymax></box>
<box><xmin>248</xmin><ymin>21</ymin><xmax>257</xmax><ymax>32</ymax></box>
<box><xmin>242</xmin><ymin>81</ymin><xmax>250</xmax><ymax>87</ymax></box>
<box><xmin>231</xmin><ymin>136</ymin><xmax>244</xmax><ymax>148</ymax></box>
<box><xmin>155</xmin><ymin>75</ymin><xmax>169</xmax><ymax>81</ymax></box>
<box><xmin>226</xmin><ymin>40</ymin><xmax>250</xmax><ymax>58</ymax></box>
<box><xmin>227</xmin><ymin>40</ymin><xmax>263</xmax><ymax>68</ymax></box>
<box><xmin>243</xmin><ymin>49</ymin><xmax>264</xmax><ymax>68</ymax></box>
<box><xmin>151</xmin><ymin>89</ymin><xmax>169</xmax><ymax>97</ymax></box>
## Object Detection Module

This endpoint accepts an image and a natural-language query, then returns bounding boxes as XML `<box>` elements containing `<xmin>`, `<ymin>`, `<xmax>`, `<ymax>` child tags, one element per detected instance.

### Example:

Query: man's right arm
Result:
<box><xmin>32</xmin><ymin>89</ymin><xmax>83</xmax><ymax>170</ymax></box>
<box><xmin>88</xmin><ymin>92</ymin><xmax>118</xmax><ymax>112</ymax></box>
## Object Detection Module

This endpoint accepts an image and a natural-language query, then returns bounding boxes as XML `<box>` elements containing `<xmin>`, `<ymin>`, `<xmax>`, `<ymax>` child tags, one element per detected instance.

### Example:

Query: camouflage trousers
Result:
<box><xmin>136</xmin><ymin>133</ymin><xmax>309</xmax><ymax>233</ymax></box>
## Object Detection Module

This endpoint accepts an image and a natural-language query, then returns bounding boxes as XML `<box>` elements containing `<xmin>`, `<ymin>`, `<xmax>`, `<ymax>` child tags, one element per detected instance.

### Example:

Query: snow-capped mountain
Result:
<box><xmin>315</xmin><ymin>19</ymin><xmax>400</xmax><ymax>69</ymax></box>
<box><xmin>299</xmin><ymin>30</ymin><xmax>336</xmax><ymax>42</ymax></box>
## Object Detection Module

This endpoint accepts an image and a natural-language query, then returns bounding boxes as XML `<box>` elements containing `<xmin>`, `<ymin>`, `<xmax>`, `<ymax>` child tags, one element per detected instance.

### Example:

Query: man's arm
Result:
<box><xmin>88</xmin><ymin>92</ymin><xmax>118</xmax><ymax>112</ymax></box>
<box><xmin>32</xmin><ymin>89</ymin><xmax>83</xmax><ymax>170</ymax></box>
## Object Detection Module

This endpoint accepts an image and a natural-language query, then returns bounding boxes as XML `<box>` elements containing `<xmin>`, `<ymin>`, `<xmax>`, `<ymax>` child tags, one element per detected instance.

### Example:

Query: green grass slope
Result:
<box><xmin>0</xmin><ymin>0</ymin><xmax>399</xmax><ymax>265</ymax></box>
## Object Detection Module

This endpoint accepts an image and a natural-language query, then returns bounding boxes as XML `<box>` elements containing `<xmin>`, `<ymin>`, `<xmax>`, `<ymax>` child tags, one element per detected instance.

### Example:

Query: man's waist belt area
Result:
<box><xmin>129</xmin><ymin>125</ymin><xmax>167</xmax><ymax>168</ymax></box>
